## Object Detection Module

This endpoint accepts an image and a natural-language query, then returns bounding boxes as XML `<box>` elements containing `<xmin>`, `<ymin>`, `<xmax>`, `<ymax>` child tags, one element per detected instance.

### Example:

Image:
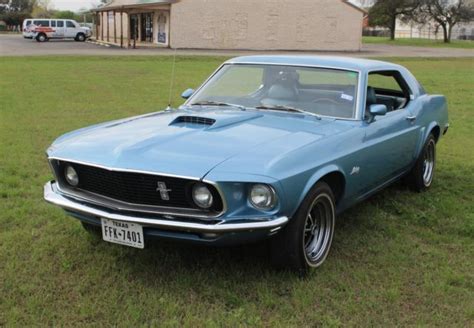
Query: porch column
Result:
<box><xmin>120</xmin><ymin>11</ymin><xmax>123</xmax><ymax>48</ymax></box>
<box><xmin>95</xmin><ymin>12</ymin><xmax>99</xmax><ymax>40</ymax></box>
<box><xmin>114</xmin><ymin>10</ymin><xmax>117</xmax><ymax>43</ymax></box>
<box><xmin>107</xmin><ymin>11</ymin><xmax>110</xmax><ymax>42</ymax></box>
<box><xmin>101</xmin><ymin>12</ymin><xmax>104</xmax><ymax>40</ymax></box>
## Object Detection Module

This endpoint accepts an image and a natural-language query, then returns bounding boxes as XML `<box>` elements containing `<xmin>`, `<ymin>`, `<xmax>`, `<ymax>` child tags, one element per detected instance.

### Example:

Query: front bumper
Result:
<box><xmin>44</xmin><ymin>181</ymin><xmax>288</xmax><ymax>243</ymax></box>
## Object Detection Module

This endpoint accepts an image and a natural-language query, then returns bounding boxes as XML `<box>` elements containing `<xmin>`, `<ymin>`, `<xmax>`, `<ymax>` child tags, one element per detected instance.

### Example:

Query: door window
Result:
<box><xmin>368</xmin><ymin>71</ymin><xmax>411</xmax><ymax>112</ymax></box>
<box><xmin>66</xmin><ymin>21</ymin><xmax>76</xmax><ymax>28</ymax></box>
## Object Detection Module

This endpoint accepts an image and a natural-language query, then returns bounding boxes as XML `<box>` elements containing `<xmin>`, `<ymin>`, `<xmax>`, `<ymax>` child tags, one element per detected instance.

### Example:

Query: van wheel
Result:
<box><xmin>270</xmin><ymin>181</ymin><xmax>336</xmax><ymax>275</ymax></box>
<box><xmin>75</xmin><ymin>33</ymin><xmax>86</xmax><ymax>42</ymax></box>
<box><xmin>36</xmin><ymin>33</ymin><xmax>47</xmax><ymax>42</ymax></box>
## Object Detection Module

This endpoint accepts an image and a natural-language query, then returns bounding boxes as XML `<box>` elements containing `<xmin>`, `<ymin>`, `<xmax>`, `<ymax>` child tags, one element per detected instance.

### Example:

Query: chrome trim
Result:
<box><xmin>44</xmin><ymin>182</ymin><xmax>289</xmax><ymax>233</ymax></box>
<box><xmin>48</xmin><ymin>156</ymin><xmax>200</xmax><ymax>181</ymax></box>
<box><xmin>55</xmin><ymin>183</ymin><xmax>223</xmax><ymax>220</ymax></box>
<box><xmin>48</xmin><ymin>157</ymin><xmax>228</xmax><ymax>218</ymax></box>
<box><xmin>183</xmin><ymin>62</ymin><xmax>363</xmax><ymax>121</ymax></box>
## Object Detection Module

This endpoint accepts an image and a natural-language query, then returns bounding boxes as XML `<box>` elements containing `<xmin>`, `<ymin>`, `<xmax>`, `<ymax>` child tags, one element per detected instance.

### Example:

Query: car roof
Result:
<box><xmin>226</xmin><ymin>55</ymin><xmax>403</xmax><ymax>73</ymax></box>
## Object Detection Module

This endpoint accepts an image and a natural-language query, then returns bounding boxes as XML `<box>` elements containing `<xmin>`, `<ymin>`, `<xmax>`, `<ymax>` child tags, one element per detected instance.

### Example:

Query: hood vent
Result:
<box><xmin>172</xmin><ymin>116</ymin><xmax>216</xmax><ymax>126</ymax></box>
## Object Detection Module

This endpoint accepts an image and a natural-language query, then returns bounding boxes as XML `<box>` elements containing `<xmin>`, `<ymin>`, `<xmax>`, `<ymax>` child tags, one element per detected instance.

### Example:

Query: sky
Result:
<box><xmin>50</xmin><ymin>0</ymin><xmax>371</xmax><ymax>12</ymax></box>
<box><xmin>50</xmin><ymin>0</ymin><xmax>101</xmax><ymax>11</ymax></box>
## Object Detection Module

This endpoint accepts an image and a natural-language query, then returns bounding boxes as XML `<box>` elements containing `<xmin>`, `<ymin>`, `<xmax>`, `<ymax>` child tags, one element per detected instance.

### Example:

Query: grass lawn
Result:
<box><xmin>0</xmin><ymin>56</ymin><xmax>473</xmax><ymax>326</ymax></box>
<box><xmin>363</xmin><ymin>36</ymin><xmax>474</xmax><ymax>49</ymax></box>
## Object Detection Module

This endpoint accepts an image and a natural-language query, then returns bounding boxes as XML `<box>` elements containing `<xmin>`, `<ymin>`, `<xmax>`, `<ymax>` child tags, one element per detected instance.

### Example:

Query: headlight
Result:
<box><xmin>65</xmin><ymin>165</ymin><xmax>79</xmax><ymax>187</ymax></box>
<box><xmin>249</xmin><ymin>184</ymin><xmax>276</xmax><ymax>210</ymax></box>
<box><xmin>192</xmin><ymin>184</ymin><xmax>214</xmax><ymax>209</ymax></box>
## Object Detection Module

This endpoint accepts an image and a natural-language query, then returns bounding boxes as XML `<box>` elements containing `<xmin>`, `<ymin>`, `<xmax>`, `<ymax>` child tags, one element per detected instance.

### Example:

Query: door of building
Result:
<box><xmin>140</xmin><ymin>13</ymin><xmax>153</xmax><ymax>42</ymax></box>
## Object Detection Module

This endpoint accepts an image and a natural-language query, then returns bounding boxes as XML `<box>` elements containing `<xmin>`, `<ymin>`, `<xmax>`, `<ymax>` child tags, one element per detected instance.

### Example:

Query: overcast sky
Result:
<box><xmin>50</xmin><ymin>0</ymin><xmax>101</xmax><ymax>11</ymax></box>
<box><xmin>50</xmin><ymin>0</ymin><xmax>369</xmax><ymax>12</ymax></box>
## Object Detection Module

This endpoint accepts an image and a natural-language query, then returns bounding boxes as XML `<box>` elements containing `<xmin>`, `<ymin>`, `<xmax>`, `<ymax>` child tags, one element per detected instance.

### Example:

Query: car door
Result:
<box><xmin>65</xmin><ymin>20</ymin><xmax>77</xmax><ymax>38</ymax></box>
<box><xmin>54</xmin><ymin>20</ymin><xmax>65</xmax><ymax>38</ymax></box>
<box><xmin>356</xmin><ymin>70</ymin><xmax>421</xmax><ymax>194</ymax></box>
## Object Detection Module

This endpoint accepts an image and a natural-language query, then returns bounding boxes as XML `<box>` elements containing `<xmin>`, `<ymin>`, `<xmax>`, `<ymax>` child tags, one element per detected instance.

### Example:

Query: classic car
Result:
<box><xmin>44</xmin><ymin>56</ymin><xmax>449</xmax><ymax>272</ymax></box>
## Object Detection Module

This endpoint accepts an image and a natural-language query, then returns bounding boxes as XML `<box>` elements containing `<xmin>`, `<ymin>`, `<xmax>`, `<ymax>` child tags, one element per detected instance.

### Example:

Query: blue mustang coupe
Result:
<box><xmin>44</xmin><ymin>56</ymin><xmax>449</xmax><ymax>272</ymax></box>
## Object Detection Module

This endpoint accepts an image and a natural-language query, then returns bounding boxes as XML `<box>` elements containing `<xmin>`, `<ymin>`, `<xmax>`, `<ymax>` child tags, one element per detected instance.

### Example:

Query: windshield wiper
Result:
<box><xmin>255</xmin><ymin>105</ymin><xmax>321</xmax><ymax>119</ymax></box>
<box><xmin>189</xmin><ymin>101</ymin><xmax>246</xmax><ymax>111</ymax></box>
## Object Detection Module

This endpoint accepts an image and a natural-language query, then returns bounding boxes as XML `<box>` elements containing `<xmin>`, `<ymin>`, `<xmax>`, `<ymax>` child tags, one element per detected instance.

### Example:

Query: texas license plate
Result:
<box><xmin>101</xmin><ymin>218</ymin><xmax>144</xmax><ymax>249</ymax></box>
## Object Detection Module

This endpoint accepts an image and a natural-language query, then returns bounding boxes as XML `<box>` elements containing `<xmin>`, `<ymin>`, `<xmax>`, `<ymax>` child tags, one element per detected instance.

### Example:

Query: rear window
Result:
<box><xmin>33</xmin><ymin>20</ymin><xmax>50</xmax><ymax>27</ymax></box>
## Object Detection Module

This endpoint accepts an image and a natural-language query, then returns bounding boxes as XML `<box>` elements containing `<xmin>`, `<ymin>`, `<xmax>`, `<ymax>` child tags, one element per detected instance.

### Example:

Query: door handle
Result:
<box><xmin>406</xmin><ymin>115</ymin><xmax>417</xmax><ymax>122</ymax></box>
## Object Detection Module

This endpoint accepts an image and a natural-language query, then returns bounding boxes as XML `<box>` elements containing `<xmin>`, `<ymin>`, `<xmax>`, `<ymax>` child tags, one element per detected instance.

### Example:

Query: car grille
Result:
<box><xmin>54</xmin><ymin>161</ymin><xmax>223</xmax><ymax>213</ymax></box>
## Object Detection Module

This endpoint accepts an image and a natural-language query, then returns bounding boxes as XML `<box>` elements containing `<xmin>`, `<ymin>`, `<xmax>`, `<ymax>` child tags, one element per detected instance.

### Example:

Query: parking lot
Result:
<box><xmin>1</xmin><ymin>34</ymin><xmax>473</xmax><ymax>57</ymax></box>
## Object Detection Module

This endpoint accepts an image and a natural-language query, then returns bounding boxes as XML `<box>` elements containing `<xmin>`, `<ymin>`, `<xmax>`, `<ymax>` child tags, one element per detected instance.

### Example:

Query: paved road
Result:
<box><xmin>1</xmin><ymin>34</ymin><xmax>473</xmax><ymax>57</ymax></box>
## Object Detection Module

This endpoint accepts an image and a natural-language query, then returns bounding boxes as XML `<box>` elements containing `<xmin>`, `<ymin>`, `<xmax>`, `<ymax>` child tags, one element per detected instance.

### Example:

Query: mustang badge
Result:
<box><xmin>156</xmin><ymin>182</ymin><xmax>172</xmax><ymax>201</ymax></box>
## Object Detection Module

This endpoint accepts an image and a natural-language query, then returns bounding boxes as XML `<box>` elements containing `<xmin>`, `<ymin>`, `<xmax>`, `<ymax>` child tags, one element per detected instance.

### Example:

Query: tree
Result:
<box><xmin>0</xmin><ymin>0</ymin><xmax>36</xmax><ymax>26</ymax></box>
<box><xmin>369</xmin><ymin>0</ymin><xmax>421</xmax><ymax>40</ymax></box>
<box><xmin>421</xmin><ymin>0</ymin><xmax>474</xmax><ymax>42</ymax></box>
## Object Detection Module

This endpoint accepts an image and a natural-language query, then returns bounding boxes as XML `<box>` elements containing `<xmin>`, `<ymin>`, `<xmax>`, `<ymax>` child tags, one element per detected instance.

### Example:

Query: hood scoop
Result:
<box><xmin>170</xmin><ymin>116</ymin><xmax>216</xmax><ymax>126</ymax></box>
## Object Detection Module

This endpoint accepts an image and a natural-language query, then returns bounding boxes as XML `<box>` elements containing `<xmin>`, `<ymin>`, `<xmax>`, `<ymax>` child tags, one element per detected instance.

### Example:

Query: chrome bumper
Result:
<box><xmin>44</xmin><ymin>182</ymin><xmax>288</xmax><ymax>233</ymax></box>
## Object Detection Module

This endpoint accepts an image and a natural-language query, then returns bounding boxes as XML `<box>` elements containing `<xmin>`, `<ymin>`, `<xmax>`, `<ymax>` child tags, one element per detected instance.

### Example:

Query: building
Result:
<box><xmin>92</xmin><ymin>0</ymin><xmax>366</xmax><ymax>51</ymax></box>
<box><xmin>395</xmin><ymin>19</ymin><xmax>474</xmax><ymax>41</ymax></box>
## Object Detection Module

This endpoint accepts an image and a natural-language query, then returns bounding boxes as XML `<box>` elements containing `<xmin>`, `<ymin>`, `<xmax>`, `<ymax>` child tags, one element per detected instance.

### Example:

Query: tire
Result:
<box><xmin>75</xmin><ymin>33</ymin><xmax>86</xmax><ymax>42</ymax></box>
<box><xmin>36</xmin><ymin>33</ymin><xmax>47</xmax><ymax>42</ymax></box>
<box><xmin>81</xmin><ymin>222</ymin><xmax>102</xmax><ymax>236</ymax></box>
<box><xmin>270</xmin><ymin>181</ymin><xmax>336</xmax><ymax>274</ymax></box>
<box><xmin>406</xmin><ymin>134</ymin><xmax>436</xmax><ymax>192</ymax></box>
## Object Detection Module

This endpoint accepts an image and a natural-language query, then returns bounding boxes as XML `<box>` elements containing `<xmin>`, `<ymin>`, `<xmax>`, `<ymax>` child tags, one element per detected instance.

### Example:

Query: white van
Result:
<box><xmin>22</xmin><ymin>19</ymin><xmax>91</xmax><ymax>42</ymax></box>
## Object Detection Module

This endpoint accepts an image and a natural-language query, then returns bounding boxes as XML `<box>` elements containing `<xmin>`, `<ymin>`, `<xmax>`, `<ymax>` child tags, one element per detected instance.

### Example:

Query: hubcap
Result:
<box><xmin>303</xmin><ymin>194</ymin><xmax>334</xmax><ymax>264</ymax></box>
<box><xmin>422</xmin><ymin>140</ymin><xmax>435</xmax><ymax>186</ymax></box>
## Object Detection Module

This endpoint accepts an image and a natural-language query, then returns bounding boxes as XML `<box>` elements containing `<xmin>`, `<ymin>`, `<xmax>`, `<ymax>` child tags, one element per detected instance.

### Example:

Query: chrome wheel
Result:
<box><xmin>303</xmin><ymin>193</ymin><xmax>334</xmax><ymax>265</ymax></box>
<box><xmin>422</xmin><ymin>139</ymin><xmax>435</xmax><ymax>186</ymax></box>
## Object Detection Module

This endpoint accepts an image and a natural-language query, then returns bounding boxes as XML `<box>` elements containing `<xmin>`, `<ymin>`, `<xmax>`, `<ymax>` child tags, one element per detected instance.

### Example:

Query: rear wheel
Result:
<box><xmin>75</xmin><ymin>33</ymin><xmax>86</xmax><ymax>42</ymax></box>
<box><xmin>270</xmin><ymin>182</ymin><xmax>336</xmax><ymax>274</ymax></box>
<box><xmin>407</xmin><ymin>134</ymin><xmax>436</xmax><ymax>192</ymax></box>
<box><xmin>36</xmin><ymin>33</ymin><xmax>47</xmax><ymax>42</ymax></box>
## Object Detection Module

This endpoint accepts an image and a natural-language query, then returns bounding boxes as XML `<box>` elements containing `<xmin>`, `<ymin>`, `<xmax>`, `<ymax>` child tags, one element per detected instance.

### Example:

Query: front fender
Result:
<box><xmin>283</xmin><ymin>164</ymin><xmax>346</xmax><ymax>218</ymax></box>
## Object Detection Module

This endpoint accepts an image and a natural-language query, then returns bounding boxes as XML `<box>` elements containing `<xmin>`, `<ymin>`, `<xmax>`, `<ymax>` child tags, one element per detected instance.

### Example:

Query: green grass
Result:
<box><xmin>0</xmin><ymin>56</ymin><xmax>473</xmax><ymax>326</ymax></box>
<box><xmin>363</xmin><ymin>36</ymin><xmax>474</xmax><ymax>49</ymax></box>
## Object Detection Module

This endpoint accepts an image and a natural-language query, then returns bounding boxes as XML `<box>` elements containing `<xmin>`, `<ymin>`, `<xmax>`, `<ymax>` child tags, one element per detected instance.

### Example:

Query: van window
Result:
<box><xmin>25</xmin><ymin>20</ymin><xmax>32</xmax><ymax>26</ymax></box>
<box><xmin>51</xmin><ymin>20</ymin><xmax>56</xmax><ymax>27</ymax></box>
<box><xmin>33</xmin><ymin>20</ymin><xmax>50</xmax><ymax>27</ymax></box>
<box><xmin>57</xmin><ymin>20</ymin><xmax>64</xmax><ymax>28</ymax></box>
<box><xmin>66</xmin><ymin>21</ymin><xmax>76</xmax><ymax>28</ymax></box>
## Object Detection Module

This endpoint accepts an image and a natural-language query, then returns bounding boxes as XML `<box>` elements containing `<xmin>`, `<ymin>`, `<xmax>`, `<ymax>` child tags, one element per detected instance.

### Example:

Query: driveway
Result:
<box><xmin>1</xmin><ymin>34</ymin><xmax>473</xmax><ymax>57</ymax></box>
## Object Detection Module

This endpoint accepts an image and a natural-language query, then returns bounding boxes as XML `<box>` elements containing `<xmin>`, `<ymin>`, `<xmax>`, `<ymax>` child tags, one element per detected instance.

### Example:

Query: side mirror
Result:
<box><xmin>367</xmin><ymin>104</ymin><xmax>387</xmax><ymax>123</ymax></box>
<box><xmin>181</xmin><ymin>88</ymin><xmax>195</xmax><ymax>100</ymax></box>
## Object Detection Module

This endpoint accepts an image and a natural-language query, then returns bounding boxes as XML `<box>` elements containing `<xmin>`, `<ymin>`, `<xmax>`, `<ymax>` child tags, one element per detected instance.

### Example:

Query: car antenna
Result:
<box><xmin>166</xmin><ymin>47</ymin><xmax>178</xmax><ymax>111</ymax></box>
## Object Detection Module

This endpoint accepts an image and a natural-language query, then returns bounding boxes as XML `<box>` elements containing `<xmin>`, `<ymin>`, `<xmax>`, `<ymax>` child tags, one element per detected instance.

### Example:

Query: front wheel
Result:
<box><xmin>270</xmin><ymin>182</ymin><xmax>336</xmax><ymax>274</ymax></box>
<box><xmin>406</xmin><ymin>134</ymin><xmax>436</xmax><ymax>192</ymax></box>
<box><xmin>36</xmin><ymin>33</ymin><xmax>47</xmax><ymax>42</ymax></box>
<box><xmin>75</xmin><ymin>33</ymin><xmax>86</xmax><ymax>42</ymax></box>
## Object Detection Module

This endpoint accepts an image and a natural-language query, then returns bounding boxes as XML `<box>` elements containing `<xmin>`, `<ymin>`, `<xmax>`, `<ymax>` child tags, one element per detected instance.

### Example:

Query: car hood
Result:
<box><xmin>48</xmin><ymin>108</ymin><xmax>353</xmax><ymax>179</ymax></box>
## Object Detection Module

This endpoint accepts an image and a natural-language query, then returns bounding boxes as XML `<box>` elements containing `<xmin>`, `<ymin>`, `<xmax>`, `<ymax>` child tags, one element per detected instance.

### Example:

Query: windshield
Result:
<box><xmin>187</xmin><ymin>64</ymin><xmax>359</xmax><ymax>119</ymax></box>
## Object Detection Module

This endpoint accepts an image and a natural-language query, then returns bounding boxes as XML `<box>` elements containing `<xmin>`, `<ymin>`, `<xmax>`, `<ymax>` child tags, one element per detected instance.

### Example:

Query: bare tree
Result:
<box><xmin>422</xmin><ymin>0</ymin><xmax>474</xmax><ymax>42</ymax></box>
<box><xmin>369</xmin><ymin>0</ymin><xmax>422</xmax><ymax>40</ymax></box>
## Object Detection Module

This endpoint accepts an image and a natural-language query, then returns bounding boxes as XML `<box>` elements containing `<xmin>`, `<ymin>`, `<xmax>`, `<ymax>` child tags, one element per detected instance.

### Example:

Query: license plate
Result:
<box><xmin>101</xmin><ymin>218</ymin><xmax>144</xmax><ymax>249</ymax></box>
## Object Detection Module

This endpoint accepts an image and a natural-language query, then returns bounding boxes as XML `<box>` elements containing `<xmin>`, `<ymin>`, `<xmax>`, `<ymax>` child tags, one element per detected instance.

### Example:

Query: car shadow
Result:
<box><xmin>98</xmin><ymin>180</ymin><xmax>413</xmax><ymax>284</ymax></box>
